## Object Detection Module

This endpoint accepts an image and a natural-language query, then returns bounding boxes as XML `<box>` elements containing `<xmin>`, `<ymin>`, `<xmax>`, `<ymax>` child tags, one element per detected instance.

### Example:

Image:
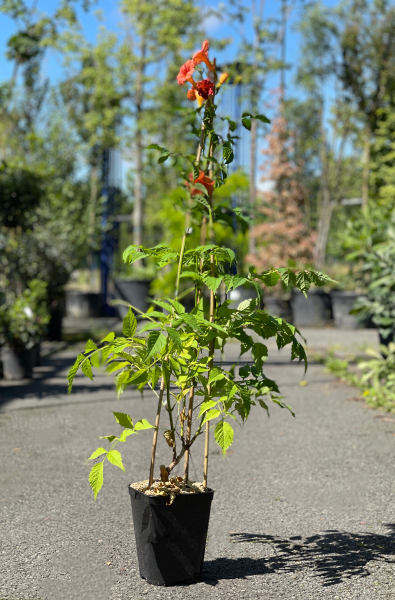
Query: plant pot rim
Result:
<box><xmin>128</xmin><ymin>484</ymin><xmax>214</xmax><ymax>507</ymax></box>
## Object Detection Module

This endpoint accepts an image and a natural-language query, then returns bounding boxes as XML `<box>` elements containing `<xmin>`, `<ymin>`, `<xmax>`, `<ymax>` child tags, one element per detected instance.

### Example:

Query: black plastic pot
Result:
<box><xmin>291</xmin><ymin>288</ymin><xmax>332</xmax><ymax>327</ymax></box>
<box><xmin>128</xmin><ymin>486</ymin><xmax>214</xmax><ymax>586</ymax></box>
<box><xmin>114</xmin><ymin>279</ymin><xmax>152</xmax><ymax>318</ymax></box>
<box><xmin>33</xmin><ymin>342</ymin><xmax>41</xmax><ymax>367</ymax></box>
<box><xmin>331</xmin><ymin>291</ymin><xmax>364</xmax><ymax>329</ymax></box>
<box><xmin>264</xmin><ymin>297</ymin><xmax>292</xmax><ymax>321</ymax></box>
<box><xmin>65</xmin><ymin>290</ymin><xmax>103</xmax><ymax>318</ymax></box>
<box><xmin>1</xmin><ymin>347</ymin><xmax>34</xmax><ymax>380</ymax></box>
<box><xmin>48</xmin><ymin>306</ymin><xmax>63</xmax><ymax>341</ymax></box>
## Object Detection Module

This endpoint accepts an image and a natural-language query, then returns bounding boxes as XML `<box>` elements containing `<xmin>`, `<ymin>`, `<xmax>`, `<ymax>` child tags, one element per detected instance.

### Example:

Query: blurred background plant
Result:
<box><xmin>1</xmin><ymin>0</ymin><xmax>395</xmax><ymax>344</ymax></box>
<box><xmin>324</xmin><ymin>343</ymin><xmax>395</xmax><ymax>412</ymax></box>
<box><xmin>0</xmin><ymin>279</ymin><xmax>49</xmax><ymax>351</ymax></box>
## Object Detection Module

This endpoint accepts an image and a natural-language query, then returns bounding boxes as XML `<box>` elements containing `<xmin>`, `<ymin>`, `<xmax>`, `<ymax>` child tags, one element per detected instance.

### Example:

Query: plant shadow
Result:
<box><xmin>202</xmin><ymin>524</ymin><xmax>395</xmax><ymax>587</ymax></box>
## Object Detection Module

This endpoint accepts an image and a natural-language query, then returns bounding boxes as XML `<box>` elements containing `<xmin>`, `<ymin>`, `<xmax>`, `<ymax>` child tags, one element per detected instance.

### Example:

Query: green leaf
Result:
<box><xmin>252</xmin><ymin>343</ymin><xmax>268</xmax><ymax>370</ymax></box>
<box><xmin>99</xmin><ymin>435</ymin><xmax>118</xmax><ymax>443</ymax></box>
<box><xmin>261</xmin><ymin>271</ymin><xmax>280</xmax><ymax>287</ymax></box>
<box><xmin>90</xmin><ymin>352</ymin><xmax>101</xmax><ymax>368</ymax></box>
<box><xmin>147</xmin><ymin>143</ymin><xmax>169</xmax><ymax>153</ymax></box>
<box><xmin>128</xmin><ymin>369</ymin><xmax>149</xmax><ymax>386</ymax></box>
<box><xmin>214</xmin><ymin>421</ymin><xmax>234</xmax><ymax>455</ymax></box>
<box><xmin>101</xmin><ymin>331</ymin><xmax>115</xmax><ymax>343</ymax></box>
<box><xmin>204</xmin><ymin>275</ymin><xmax>223</xmax><ymax>292</ymax></box>
<box><xmin>166</xmin><ymin>299</ymin><xmax>185</xmax><ymax>314</ymax></box>
<box><xmin>209</xmin><ymin>367</ymin><xmax>226</xmax><ymax>385</ymax></box>
<box><xmin>122</xmin><ymin>246</ymin><xmax>148</xmax><ymax>265</ymax></box>
<box><xmin>202</xmin><ymin>409</ymin><xmax>221</xmax><ymax>425</ymax></box>
<box><xmin>119</xmin><ymin>429</ymin><xmax>135</xmax><ymax>442</ymax></box>
<box><xmin>241</xmin><ymin>117</ymin><xmax>251</xmax><ymax>130</ymax></box>
<box><xmin>198</xmin><ymin>400</ymin><xmax>217</xmax><ymax>417</ymax></box>
<box><xmin>89</xmin><ymin>462</ymin><xmax>104</xmax><ymax>500</ymax></box>
<box><xmin>279</xmin><ymin>268</ymin><xmax>296</xmax><ymax>287</ymax></box>
<box><xmin>106</xmin><ymin>361</ymin><xmax>130</xmax><ymax>374</ymax></box>
<box><xmin>296</xmin><ymin>271</ymin><xmax>312</xmax><ymax>297</ymax></box>
<box><xmin>255</xmin><ymin>114</ymin><xmax>271</xmax><ymax>124</ymax></box>
<box><xmin>222</xmin><ymin>144</ymin><xmax>234</xmax><ymax>165</ymax></box>
<box><xmin>113</xmin><ymin>412</ymin><xmax>134</xmax><ymax>429</ymax></box>
<box><xmin>238</xmin><ymin>299</ymin><xmax>256</xmax><ymax>311</ymax></box>
<box><xmin>88</xmin><ymin>447</ymin><xmax>107</xmax><ymax>460</ymax></box>
<box><xmin>85</xmin><ymin>339</ymin><xmax>98</xmax><ymax>354</ymax></box>
<box><xmin>123</xmin><ymin>308</ymin><xmax>137</xmax><ymax>337</ymax></box>
<box><xmin>81</xmin><ymin>358</ymin><xmax>93</xmax><ymax>381</ymax></box>
<box><xmin>158</xmin><ymin>154</ymin><xmax>170</xmax><ymax>163</ymax></box>
<box><xmin>239</xmin><ymin>364</ymin><xmax>250</xmax><ymax>378</ymax></box>
<box><xmin>107</xmin><ymin>449</ymin><xmax>125</xmax><ymax>471</ymax></box>
<box><xmin>150</xmin><ymin>299</ymin><xmax>174</xmax><ymax>312</ymax></box>
<box><xmin>146</xmin><ymin>331</ymin><xmax>167</xmax><ymax>359</ymax></box>
<box><xmin>67</xmin><ymin>353</ymin><xmax>85</xmax><ymax>393</ymax></box>
<box><xmin>134</xmin><ymin>419</ymin><xmax>155</xmax><ymax>431</ymax></box>
<box><xmin>167</xmin><ymin>328</ymin><xmax>182</xmax><ymax>349</ymax></box>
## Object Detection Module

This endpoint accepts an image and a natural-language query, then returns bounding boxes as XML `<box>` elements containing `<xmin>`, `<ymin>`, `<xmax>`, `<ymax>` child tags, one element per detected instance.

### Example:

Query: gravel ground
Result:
<box><xmin>1</xmin><ymin>329</ymin><xmax>395</xmax><ymax>599</ymax></box>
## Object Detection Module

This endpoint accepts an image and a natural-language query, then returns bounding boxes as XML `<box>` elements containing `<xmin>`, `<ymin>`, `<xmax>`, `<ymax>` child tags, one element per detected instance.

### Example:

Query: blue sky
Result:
<box><xmin>0</xmin><ymin>0</ymin><xmax>338</xmax><ymax>188</ymax></box>
<box><xmin>0</xmin><ymin>0</ymin><xmax>310</xmax><ymax>92</ymax></box>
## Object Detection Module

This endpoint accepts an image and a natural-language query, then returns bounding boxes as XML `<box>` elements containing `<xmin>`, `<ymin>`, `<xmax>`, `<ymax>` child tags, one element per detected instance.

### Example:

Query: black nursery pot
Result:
<box><xmin>1</xmin><ymin>347</ymin><xmax>35</xmax><ymax>380</ymax></box>
<box><xmin>128</xmin><ymin>486</ymin><xmax>214</xmax><ymax>586</ymax></box>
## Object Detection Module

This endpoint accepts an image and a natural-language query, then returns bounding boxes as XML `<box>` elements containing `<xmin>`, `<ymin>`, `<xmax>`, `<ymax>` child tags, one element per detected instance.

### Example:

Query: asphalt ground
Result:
<box><xmin>1</xmin><ymin>329</ymin><xmax>395</xmax><ymax>599</ymax></box>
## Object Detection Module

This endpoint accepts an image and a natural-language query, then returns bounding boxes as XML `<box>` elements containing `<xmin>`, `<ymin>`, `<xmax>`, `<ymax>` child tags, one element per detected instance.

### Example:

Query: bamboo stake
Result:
<box><xmin>203</xmin><ymin>63</ymin><xmax>217</xmax><ymax>488</ymax></box>
<box><xmin>183</xmin><ymin>384</ymin><xmax>195</xmax><ymax>479</ymax></box>
<box><xmin>148</xmin><ymin>376</ymin><xmax>165</xmax><ymax>486</ymax></box>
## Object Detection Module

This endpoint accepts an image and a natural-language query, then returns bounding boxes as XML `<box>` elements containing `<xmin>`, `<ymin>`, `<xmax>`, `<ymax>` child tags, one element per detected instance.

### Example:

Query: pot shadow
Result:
<box><xmin>202</xmin><ymin>523</ymin><xmax>395</xmax><ymax>587</ymax></box>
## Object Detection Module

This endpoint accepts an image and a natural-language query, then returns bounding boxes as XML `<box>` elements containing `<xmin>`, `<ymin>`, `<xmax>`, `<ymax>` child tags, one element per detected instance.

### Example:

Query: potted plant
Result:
<box><xmin>351</xmin><ymin>235</ymin><xmax>395</xmax><ymax>345</ymax></box>
<box><xmin>68</xmin><ymin>40</ymin><xmax>332</xmax><ymax>586</ymax></box>
<box><xmin>0</xmin><ymin>279</ymin><xmax>49</xmax><ymax>379</ymax></box>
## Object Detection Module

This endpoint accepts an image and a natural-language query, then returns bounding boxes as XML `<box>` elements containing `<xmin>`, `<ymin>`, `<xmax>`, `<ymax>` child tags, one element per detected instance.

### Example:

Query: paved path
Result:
<box><xmin>1</xmin><ymin>329</ymin><xmax>395</xmax><ymax>599</ymax></box>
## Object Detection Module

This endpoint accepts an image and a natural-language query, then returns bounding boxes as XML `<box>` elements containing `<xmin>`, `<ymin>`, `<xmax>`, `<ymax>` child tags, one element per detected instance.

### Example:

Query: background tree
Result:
<box><xmin>119</xmin><ymin>0</ymin><xmax>201</xmax><ymax>247</ymax></box>
<box><xmin>248</xmin><ymin>115</ymin><xmax>315</xmax><ymax>276</ymax></box>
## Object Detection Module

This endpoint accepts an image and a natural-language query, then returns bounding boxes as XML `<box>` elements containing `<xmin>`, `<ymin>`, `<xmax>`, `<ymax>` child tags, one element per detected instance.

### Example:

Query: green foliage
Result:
<box><xmin>325</xmin><ymin>346</ymin><xmax>395</xmax><ymax>412</ymax></box>
<box><xmin>0</xmin><ymin>279</ymin><xmax>49</xmax><ymax>350</ymax></box>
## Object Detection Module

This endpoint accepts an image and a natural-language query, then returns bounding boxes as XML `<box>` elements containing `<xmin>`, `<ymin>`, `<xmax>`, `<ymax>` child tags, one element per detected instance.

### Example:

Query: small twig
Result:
<box><xmin>183</xmin><ymin>383</ymin><xmax>195</xmax><ymax>479</ymax></box>
<box><xmin>148</xmin><ymin>376</ymin><xmax>165</xmax><ymax>486</ymax></box>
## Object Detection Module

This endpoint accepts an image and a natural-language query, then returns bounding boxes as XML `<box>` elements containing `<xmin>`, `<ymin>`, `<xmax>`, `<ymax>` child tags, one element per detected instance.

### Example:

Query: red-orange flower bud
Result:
<box><xmin>196</xmin><ymin>79</ymin><xmax>214</xmax><ymax>99</ymax></box>
<box><xmin>187</xmin><ymin>88</ymin><xmax>197</xmax><ymax>101</ymax></box>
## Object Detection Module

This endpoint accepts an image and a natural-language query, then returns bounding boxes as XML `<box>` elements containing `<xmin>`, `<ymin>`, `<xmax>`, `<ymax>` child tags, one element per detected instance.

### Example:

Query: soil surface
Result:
<box><xmin>1</xmin><ymin>328</ymin><xmax>395</xmax><ymax>599</ymax></box>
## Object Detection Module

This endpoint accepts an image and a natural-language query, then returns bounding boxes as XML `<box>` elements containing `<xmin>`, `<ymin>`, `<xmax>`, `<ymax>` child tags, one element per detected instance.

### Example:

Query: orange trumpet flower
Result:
<box><xmin>185</xmin><ymin>170</ymin><xmax>214</xmax><ymax>196</ymax></box>
<box><xmin>176</xmin><ymin>59</ymin><xmax>196</xmax><ymax>85</ymax></box>
<box><xmin>193</xmin><ymin>40</ymin><xmax>215</xmax><ymax>72</ymax></box>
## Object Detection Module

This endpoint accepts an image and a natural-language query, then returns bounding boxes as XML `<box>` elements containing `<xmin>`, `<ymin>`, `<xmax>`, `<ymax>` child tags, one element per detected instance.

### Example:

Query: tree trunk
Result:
<box><xmin>248</xmin><ymin>117</ymin><xmax>257</xmax><ymax>254</ymax></box>
<box><xmin>314</xmin><ymin>106</ymin><xmax>332</xmax><ymax>271</ymax></box>
<box><xmin>314</xmin><ymin>199</ymin><xmax>334</xmax><ymax>271</ymax></box>
<box><xmin>362</xmin><ymin>123</ymin><xmax>370</xmax><ymax>208</ymax></box>
<box><xmin>133</xmin><ymin>41</ymin><xmax>146</xmax><ymax>247</ymax></box>
<box><xmin>87</xmin><ymin>162</ymin><xmax>98</xmax><ymax>286</ymax></box>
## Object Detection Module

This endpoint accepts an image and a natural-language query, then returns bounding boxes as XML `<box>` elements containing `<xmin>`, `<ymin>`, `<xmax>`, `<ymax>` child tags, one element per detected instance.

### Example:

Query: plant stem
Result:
<box><xmin>175</xmin><ymin>119</ymin><xmax>207</xmax><ymax>299</ymax></box>
<box><xmin>203</xmin><ymin>66</ymin><xmax>217</xmax><ymax>488</ymax></box>
<box><xmin>149</xmin><ymin>376</ymin><xmax>165</xmax><ymax>486</ymax></box>
<box><xmin>183</xmin><ymin>383</ymin><xmax>195</xmax><ymax>479</ymax></box>
<box><xmin>166</xmin><ymin>376</ymin><xmax>177</xmax><ymax>463</ymax></box>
